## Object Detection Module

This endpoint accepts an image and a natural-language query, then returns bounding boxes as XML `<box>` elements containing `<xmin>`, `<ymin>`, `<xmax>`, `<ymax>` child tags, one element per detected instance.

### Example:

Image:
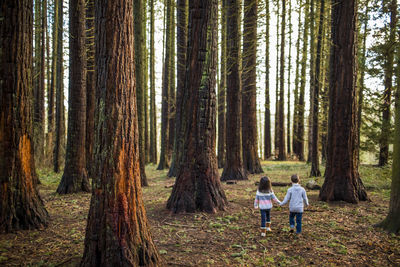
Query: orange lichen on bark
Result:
<box><xmin>19</xmin><ymin>134</ymin><xmax>33</xmax><ymax>190</ymax></box>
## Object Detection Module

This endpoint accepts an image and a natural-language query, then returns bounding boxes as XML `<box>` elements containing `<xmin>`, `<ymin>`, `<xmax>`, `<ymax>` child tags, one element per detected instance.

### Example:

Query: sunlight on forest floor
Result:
<box><xmin>0</xmin><ymin>162</ymin><xmax>398</xmax><ymax>266</ymax></box>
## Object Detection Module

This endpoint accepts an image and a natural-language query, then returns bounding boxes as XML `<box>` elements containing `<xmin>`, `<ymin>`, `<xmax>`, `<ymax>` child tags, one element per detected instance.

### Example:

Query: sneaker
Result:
<box><xmin>290</xmin><ymin>228</ymin><xmax>294</xmax><ymax>233</ymax></box>
<box><xmin>261</xmin><ymin>232</ymin><xmax>266</xmax><ymax>237</ymax></box>
<box><xmin>266</xmin><ymin>227</ymin><xmax>271</xmax><ymax>232</ymax></box>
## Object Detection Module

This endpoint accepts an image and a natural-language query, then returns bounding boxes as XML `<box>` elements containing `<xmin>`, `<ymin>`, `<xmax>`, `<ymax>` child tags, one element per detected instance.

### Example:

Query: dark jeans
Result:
<box><xmin>260</xmin><ymin>209</ymin><xmax>271</xmax><ymax>228</ymax></box>
<box><xmin>289</xmin><ymin>212</ymin><xmax>303</xmax><ymax>233</ymax></box>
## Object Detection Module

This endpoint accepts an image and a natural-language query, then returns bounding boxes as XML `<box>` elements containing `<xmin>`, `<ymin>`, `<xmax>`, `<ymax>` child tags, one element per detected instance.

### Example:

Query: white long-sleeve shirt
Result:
<box><xmin>280</xmin><ymin>184</ymin><xmax>309</xmax><ymax>213</ymax></box>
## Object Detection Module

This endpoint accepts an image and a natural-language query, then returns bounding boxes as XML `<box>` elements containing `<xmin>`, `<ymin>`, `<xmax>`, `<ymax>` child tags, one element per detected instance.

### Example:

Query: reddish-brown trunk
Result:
<box><xmin>319</xmin><ymin>0</ymin><xmax>368</xmax><ymax>203</ymax></box>
<box><xmin>80</xmin><ymin>1</ymin><xmax>162</xmax><ymax>264</ymax></box>
<box><xmin>264</xmin><ymin>0</ymin><xmax>272</xmax><ymax>160</ymax></box>
<box><xmin>167</xmin><ymin>0</ymin><xmax>227</xmax><ymax>213</ymax></box>
<box><xmin>0</xmin><ymin>0</ymin><xmax>49</xmax><ymax>232</ymax></box>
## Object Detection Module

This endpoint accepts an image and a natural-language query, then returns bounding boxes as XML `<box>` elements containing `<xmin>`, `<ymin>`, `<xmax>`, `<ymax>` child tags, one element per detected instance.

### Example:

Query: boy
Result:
<box><xmin>280</xmin><ymin>174</ymin><xmax>309</xmax><ymax>234</ymax></box>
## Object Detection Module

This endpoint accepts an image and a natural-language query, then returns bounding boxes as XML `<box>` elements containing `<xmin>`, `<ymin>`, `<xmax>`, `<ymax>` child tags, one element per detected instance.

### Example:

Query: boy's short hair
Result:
<box><xmin>291</xmin><ymin>174</ymin><xmax>299</xmax><ymax>183</ymax></box>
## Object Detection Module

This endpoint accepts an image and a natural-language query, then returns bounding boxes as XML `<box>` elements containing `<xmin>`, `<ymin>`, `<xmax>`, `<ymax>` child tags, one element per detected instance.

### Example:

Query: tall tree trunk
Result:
<box><xmin>0</xmin><ymin>0</ymin><xmax>49</xmax><ymax>232</ymax></box>
<box><xmin>168</xmin><ymin>0</ymin><xmax>188</xmax><ymax>177</ymax></box>
<box><xmin>287</xmin><ymin>0</ymin><xmax>292</xmax><ymax>156</ymax></box>
<box><xmin>379</xmin><ymin>0</ymin><xmax>397</xmax><ymax>167</ymax></box>
<box><xmin>307</xmin><ymin>0</ymin><xmax>316</xmax><ymax>163</ymax></box>
<box><xmin>310</xmin><ymin>0</ymin><xmax>325</xmax><ymax>177</ymax></box>
<box><xmin>57</xmin><ymin>0</ymin><xmax>89</xmax><ymax>194</ymax></box>
<box><xmin>80</xmin><ymin>0</ymin><xmax>162</xmax><ymax>264</ymax></box>
<box><xmin>168</xmin><ymin>3</ymin><xmax>176</xmax><ymax>164</ymax></box>
<box><xmin>277</xmin><ymin>0</ymin><xmax>287</xmax><ymax>161</ymax></box>
<box><xmin>274</xmin><ymin>0</ymin><xmax>280</xmax><ymax>157</ymax></box>
<box><xmin>296</xmin><ymin>0</ymin><xmax>309</xmax><ymax>161</ymax></box>
<box><xmin>218</xmin><ymin>0</ymin><xmax>227</xmax><ymax>167</ymax></box>
<box><xmin>167</xmin><ymin>0</ymin><xmax>228</xmax><ymax>213</ymax></box>
<box><xmin>319</xmin><ymin>0</ymin><xmax>368</xmax><ymax>203</ymax></box>
<box><xmin>86</xmin><ymin>0</ymin><xmax>95</xmax><ymax>178</ymax></box>
<box><xmin>53</xmin><ymin>0</ymin><xmax>65</xmax><ymax>173</ymax></box>
<box><xmin>149</xmin><ymin>0</ymin><xmax>157</xmax><ymax>164</ymax></box>
<box><xmin>377</xmin><ymin>24</ymin><xmax>400</xmax><ymax>233</ymax></box>
<box><xmin>134</xmin><ymin>0</ymin><xmax>148</xmax><ymax>186</ymax></box>
<box><xmin>221</xmin><ymin>0</ymin><xmax>247</xmax><ymax>181</ymax></box>
<box><xmin>264</xmin><ymin>0</ymin><xmax>272</xmax><ymax>159</ymax></box>
<box><xmin>157</xmin><ymin>0</ymin><xmax>172</xmax><ymax>170</ymax></box>
<box><xmin>293</xmin><ymin>0</ymin><xmax>302</xmax><ymax>158</ymax></box>
<box><xmin>242</xmin><ymin>0</ymin><xmax>263</xmax><ymax>173</ymax></box>
<box><xmin>144</xmin><ymin>2</ymin><xmax>150</xmax><ymax>164</ymax></box>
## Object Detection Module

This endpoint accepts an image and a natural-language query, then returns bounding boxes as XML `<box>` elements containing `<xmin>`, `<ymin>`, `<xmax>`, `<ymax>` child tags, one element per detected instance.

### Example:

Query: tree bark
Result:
<box><xmin>149</xmin><ymin>0</ymin><xmax>157</xmax><ymax>164</ymax></box>
<box><xmin>168</xmin><ymin>0</ymin><xmax>188</xmax><ymax>177</ymax></box>
<box><xmin>310</xmin><ymin>0</ymin><xmax>325</xmax><ymax>177</ymax></box>
<box><xmin>274</xmin><ymin>0</ymin><xmax>280</xmax><ymax>157</ymax></box>
<box><xmin>57</xmin><ymin>0</ymin><xmax>89</xmax><ymax>194</ymax></box>
<box><xmin>242</xmin><ymin>0</ymin><xmax>263</xmax><ymax>173</ymax></box>
<box><xmin>0</xmin><ymin>0</ymin><xmax>49</xmax><ymax>232</ymax></box>
<box><xmin>134</xmin><ymin>0</ymin><xmax>148</xmax><ymax>186</ymax></box>
<box><xmin>168</xmin><ymin>4</ymin><xmax>176</xmax><ymax>164</ymax></box>
<box><xmin>167</xmin><ymin>0</ymin><xmax>228</xmax><ymax>213</ymax></box>
<box><xmin>53</xmin><ymin>0</ymin><xmax>65</xmax><ymax>173</ymax></box>
<box><xmin>379</xmin><ymin>0</ymin><xmax>397</xmax><ymax>167</ymax></box>
<box><xmin>80</xmin><ymin>0</ymin><xmax>162</xmax><ymax>264</ymax></box>
<box><xmin>264</xmin><ymin>0</ymin><xmax>272</xmax><ymax>159</ymax></box>
<box><xmin>293</xmin><ymin>0</ymin><xmax>302</xmax><ymax>158</ymax></box>
<box><xmin>319</xmin><ymin>0</ymin><xmax>368</xmax><ymax>203</ymax></box>
<box><xmin>287</xmin><ymin>0</ymin><xmax>292</xmax><ymax>156</ymax></box>
<box><xmin>221</xmin><ymin>0</ymin><xmax>247</xmax><ymax>181</ymax></box>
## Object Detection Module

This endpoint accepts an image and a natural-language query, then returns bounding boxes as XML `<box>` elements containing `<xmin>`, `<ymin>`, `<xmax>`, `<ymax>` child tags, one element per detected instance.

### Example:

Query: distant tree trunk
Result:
<box><xmin>0</xmin><ymin>0</ymin><xmax>49</xmax><ymax>232</ymax></box>
<box><xmin>157</xmin><ymin>0</ymin><xmax>172</xmax><ymax>170</ymax></box>
<box><xmin>287</xmin><ymin>0</ymin><xmax>292</xmax><ymax>156</ymax></box>
<box><xmin>242</xmin><ymin>0</ymin><xmax>263</xmax><ymax>173</ymax></box>
<box><xmin>293</xmin><ymin>0</ymin><xmax>302</xmax><ymax>158</ymax></box>
<box><xmin>134</xmin><ymin>0</ymin><xmax>148</xmax><ymax>186</ymax></box>
<box><xmin>57</xmin><ymin>0</ymin><xmax>89</xmax><ymax>194</ymax></box>
<box><xmin>218</xmin><ymin>0</ymin><xmax>227</xmax><ymax>167</ymax></box>
<box><xmin>277</xmin><ymin>0</ymin><xmax>287</xmax><ymax>161</ymax></box>
<box><xmin>53</xmin><ymin>0</ymin><xmax>65</xmax><ymax>173</ymax></box>
<box><xmin>310</xmin><ymin>0</ymin><xmax>325</xmax><ymax>177</ymax></box>
<box><xmin>357</xmin><ymin>1</ymin><xmax>369</xmax><ymax>162</ymax></box>
<box><xmin>296</xmin><ymin>0</ymin><xmax>309</xmax><ymax>161</ymax></box>
<box><xmin>167</xmin><ymin>0</ymin><xmax>228</xmax><ymax>213</ymax></box>
<box><xmin>377</xmin><ymin>25</ymin><xmax>400</xmax><ymax>234</ymax></box>
<box><xmin>149</xmin><ymin>0</ymin><xmax>157</xmax><ymax>164</ymax></box>
<box><xmin>168</xmin><ymin>0</ymin><xmax>188</xmax><ymax>177</ymax></box>
<box><xmin>86</xmin><ymin>0</ymin><xmax>95</xmax><ymax>178</ymax></box>
<box><xmin>80</xmin><ymin>0</ymin><xmax>162</xmax><ymax>264</ymax></box>
<box><xmin>319</xmin><ymin>0</ymin><xmax>368</xmax><ymax>203</ymax></box>
<box><xmin>168</xmin><ymin>4</ymin><xmax>176</xmax><ymax>164</ymax></box>
<box><xmin>379</xmin><ymin>0</ymin><xmax>397</xmax><ymax>167</ymax></box>
<box><xmin>221</xmin><ymin>0</ymin><xmax>247</xmax><ymax>181</ymax></box>
<box><xmin>264</xmin><ymin>0</ymin><xmax>272</xmax><ymax>159</ymax></box>
<box><xmin>274</xmin><ymin>0</ymin><xmax>280</xmax><ymax>157</ymax></box>
<box><xmin>307</xmin><ymin>0</ymin><xmax>316</xmax><ymax>164</ymax></box>
<box><xmin>144</xmin><ymin>2</ymin><xmax>150</xmax><ymax>164</ymax></box>
<box><xmin>33</xmin><ymin>0</ymin><xmax>45</xmax><ymax>167</ymax></box>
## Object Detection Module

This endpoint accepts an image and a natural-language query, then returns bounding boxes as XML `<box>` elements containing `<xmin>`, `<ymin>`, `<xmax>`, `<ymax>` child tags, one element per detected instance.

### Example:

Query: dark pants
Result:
<box><xmin>260</xmin><ymin>209</ymin><xmax>271</xmax><ymax>228</ymax></box>
<box><xmin>289</xmin><ymin>212</ymin><xmax>303</xmax><ymax>233</ymax></box>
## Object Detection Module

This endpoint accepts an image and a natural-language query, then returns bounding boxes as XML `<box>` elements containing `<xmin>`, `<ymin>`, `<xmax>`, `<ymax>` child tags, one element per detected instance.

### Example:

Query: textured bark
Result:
<box><xmin>221</xmin><ymin>0</ymin><xmax>246</xmax><ymax>181</ymax></box>
<box><xmin>149</xmin><ymin>0</ymin><xmax>157</xmax><ymax>164</ymax></box>
<box><xmin>379</xmin><ymin>0</ymin><xmax>397</xmax><ymax>167</ymax></box>
<box><xmin>321</xmin><ymin>5</ymin><xmax>330</xmax><ymax>163</ymax></box>
<box><xmin>85</xmin><ymin>0</ymin><xmax>95</xmax><ymax>178</ymax></box>
<box><xmin>377</xmin><ymin>26</ymin><xmax>400</xmax><ymax>233</ymax></box>
<box><xmin>144</xmin><ymin>0</ymin><xmax>150</xmax><ymax>165</ymax></box>
<box><xmin>293</xmin><ymin>0</ymin><xmax>302</xmax><ymax>158</ymax></box>
<box><xmin>168</xmin><ymin>5</ymin><xmax>176</xmax><ymax>163</ymax></box>
<box><xmin>0</xmin><ymin>0</ymin><xmax>49</xmax><ymax>232</ymax></box>
<box><xmin>57</xmin><ymin>0</ymin><xmax>89</xmax><ymax>194</ymax></box>
<box><xmin>134</xmin><ymin>0</ymin><xmax>148</xmax><ymax>186</ymax></box>
<box><xmin>310</xmin><ymin>0</ymin><xmax>325</xmax><ymax>177</ymax></box>
<box><xmin>168</xmin><ymin>0</ymin><xmax>188</xmax><ymax>177</ymax></box>
<box><xmin>218</xmin><ymin>0</ymin><xmax>227</xmax><ymax>168</ymax></box>
<box><xmin>277</xmin><ymin>0</ymin><xmax>287</xmax><ymax>161</ymax></box>
<box><xmin>264</xmin><ymin>0</ymin><xmax>272</xmax><ymax>159</ymax></box>
<box><xmin>287</xmin><ymin>0</ymin><xmax>292</xmax><ymax>156</ymax></box>
<box><xmin>53</xmin><ymin>0</ymin><xmax>65</xmax><ymax>173</ymax></box>
<box><xmin>296</xmin><ymin>0</ymin><xmax>309</xmax><ymax>161</ymax></box>
<box><xmin>274</xmin><ymin>0</ymin><xmax>280</xmax><ymax>157</ymax></box>
<box><xmin>167</xmin><ymin>0</ymin><xmax>227</xmax><ymax>213</ymax></box>
<box><xmin>319</xmin><ymin>0</ymin><xmax>368</xmax><ymax>203</ymax></box>
<box><xmin>242</xmin><ymin>0</ymin><xmax>263</xmax><ymax>173</ymax></box>
<box><xmin>157</xmin><ymin>0</ymin><xmax>172</xmax><ymax>170</ymax></box>
<box><xmin>80</xmin><ymin>0</ymin><xmax>162</xmax><ymax>264</ymax></box>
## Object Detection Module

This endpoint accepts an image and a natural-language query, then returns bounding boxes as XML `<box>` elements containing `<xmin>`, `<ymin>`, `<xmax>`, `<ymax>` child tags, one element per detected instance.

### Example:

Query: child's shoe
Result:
<box><xmin>266</xmin><ymin>222</ymin><xmax>272</xmax><ymax>232</ymax></box>
<box><xmin>260</xmin><ymin>228</ymin><xmax>266</xmax><ymax>237</ymax></box>
<box><xmin>289</xmin><ymin>227</ymin><xmax>294</xmax><ymax>233</ymax></box>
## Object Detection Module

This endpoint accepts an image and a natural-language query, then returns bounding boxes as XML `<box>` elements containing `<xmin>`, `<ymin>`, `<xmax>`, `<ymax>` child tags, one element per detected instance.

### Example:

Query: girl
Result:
<box><xmin>254</xmin><ymin>176</ymin><xmax>281</xmax><ymax>236</ymax></box>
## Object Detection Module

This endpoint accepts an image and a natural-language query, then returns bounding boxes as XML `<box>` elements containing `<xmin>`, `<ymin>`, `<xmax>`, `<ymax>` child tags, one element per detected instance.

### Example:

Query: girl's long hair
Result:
<box><xmin>258</xmin><ymin>176</ymin><xmax>272</xmax><ymax>193</ymax></box>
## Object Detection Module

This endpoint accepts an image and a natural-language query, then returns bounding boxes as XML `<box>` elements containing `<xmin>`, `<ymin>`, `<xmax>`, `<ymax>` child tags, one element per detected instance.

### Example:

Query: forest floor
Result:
<box><xmin>0</xmin><ymin>161</ymin><xmax>399</xmax><ymax>266</ymax></box>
